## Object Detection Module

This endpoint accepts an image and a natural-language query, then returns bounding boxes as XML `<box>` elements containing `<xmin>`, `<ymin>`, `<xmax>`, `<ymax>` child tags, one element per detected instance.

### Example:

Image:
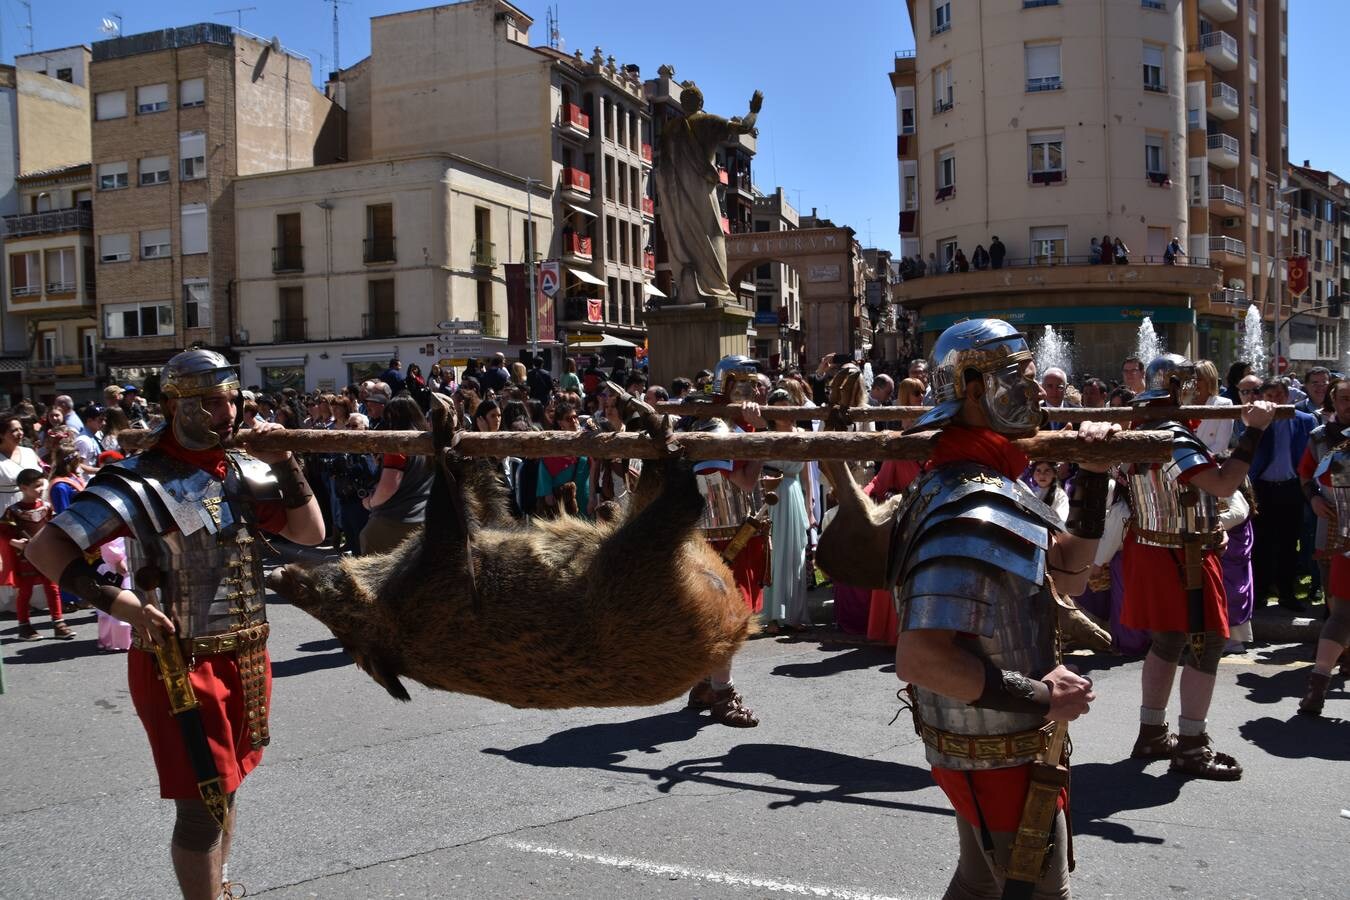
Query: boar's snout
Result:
<box><xmin>266</xmin><ymin>564</ymin><xmax>311</xmax><ymax>607</ymax></box>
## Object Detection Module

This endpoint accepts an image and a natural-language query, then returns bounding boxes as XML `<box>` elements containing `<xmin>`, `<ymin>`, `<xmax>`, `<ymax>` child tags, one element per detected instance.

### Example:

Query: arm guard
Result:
<box><xmin>1230</xmin><ymin>426</ymin><xmax>1264</xmax><ymax>465</ymax></box>
<box><xmin>1301</xmin><ymin>479</ymin><xmax>1323</xmax><ymax>503</ymax></box>
<box><xmin>269</xmin><ymin>456</ymin><xmax>314</xmax><ymax>510</ymax></box>
<box><xmin>59</xmin><ymin>556</ymin><xmax>124</xmax><ymax>614</ymax></box>
<box><xmin>971</xmin><ymin>658</ymin><xmax>1051</xmax><ymax>716</ymax></box>
<box><xmin>1065</xmin><ymin>470</ymin><xmax>1110</xmax><ymax>539</ymax></box>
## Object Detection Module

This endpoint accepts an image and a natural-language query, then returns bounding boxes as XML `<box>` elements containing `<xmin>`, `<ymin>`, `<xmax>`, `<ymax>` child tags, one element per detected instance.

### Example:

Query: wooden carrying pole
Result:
<box><xmin>116</xmin><ymin>427</ymin><xmax>1174</xmax><ymax>464</ymax></box>
<box><xmin>653</xmin><ymin>402</ymin><xmax>1296</xmax><ymax>424</ymax></box>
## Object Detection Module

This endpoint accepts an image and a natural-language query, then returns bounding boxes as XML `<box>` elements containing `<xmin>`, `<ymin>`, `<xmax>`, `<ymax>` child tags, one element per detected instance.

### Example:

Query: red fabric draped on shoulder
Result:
<box><xmin>928</xmin><ymin>425</ymin><xmax>1030</xmax><ymax>479</ymax></box>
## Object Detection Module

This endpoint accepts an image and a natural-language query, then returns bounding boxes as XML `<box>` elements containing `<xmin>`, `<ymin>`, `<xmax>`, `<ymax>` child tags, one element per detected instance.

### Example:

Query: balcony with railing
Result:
<box><xmin>3</xmin><ymin>207</ymin><xmax>93</xmax><ymax>238</ymax></box>
<box><xmin>363</xmin><ymin>236</ymin><xmax>396</xmax><ymax>264</ymax></box>
<box><xmin>1208</xmin><ymin>183</ymin><xmax>1245</xmax><ymax>213</ymax></box>
<box><xmin>274</xmin><ymin>318</ymin><xmax>307</xmax><ymax>343</ymax></box>
<box><xmin>471</xmin><ymin>239</ymin><xmax>496</xmax><ymax>268</ymax></box>
<box><xmin>560</xmin><ymin>103</ymin><xmax>590</xmax><ymax>136</ymax></box>
<box><xmin>1208</xmin><ymin>286</ymin><xmax>1247</xmax><ymax>310</ymax></box>
<box><xmin>1208</xmin><ymin>235</ymin><xmax>1246</xmax><ymax>261</ymax></box>
<box><xmin>1206</xmin><ymin>132</ymin><xmax>1240</xmax><ymax>168</ymax></box>
<box><xmin>10</xmin><ymin>283</ymin><xmax>42</xmax><ymax>299</ymax></box>
<box><xmin>477</xmin><ymin>310</ymin><xmax>501</xmax><ymax>337</ymax></box>
<box><xmin>641</xmin><ymin>196</ymin><xmax>655</xmax><ymax>218</ymax></box>
<box><xmin>1200</xmin><ymin>31</ymin><xmax>1239</xmax><ymax>70</ymax></box>
<box><xmin>1198</xmin><ymin>0</ymin><xmax>1238</xmax><ymax>21</ymax></box>
<box><xmin>1141</xmin><ymin>0</ymin><xmax>1166</xmax><ymax>10</ymax></box>
<box><xmin>272</xmin><ymin>245</ymin><xmax>304</xmax><ymax>273</ymax></box>
<box><xmin>24</xmin><ymin>355</ymin><xmax>95</xmax><ymax>379</ymax></box>
<box><xmin>560</xmin><ymin>167</ymin><xmax>591</xmax><ymax>197</ymax></box>
<box><xmin>562</xmin><ymin>295</ymin><xmax>603</xmax><ymax>324</ymax></box>
<box><xmin>1027</xmin><ymin>75</ymin><xmax>1062</xmax><ymax>93</ymax></box>
<box><xmin>561</xmin><ymin>231</ymin><xmax>592</xmax><ymax>261</ymax></box>
<box><xmin>362</xmin><ymin>311</ymin><xmax>399</xmax><ymax>338</ymax></box>
<box><xmin>1209</xmin><ymin>81</ymin><xmax>1239</xmax><ymax>120</ymax></box>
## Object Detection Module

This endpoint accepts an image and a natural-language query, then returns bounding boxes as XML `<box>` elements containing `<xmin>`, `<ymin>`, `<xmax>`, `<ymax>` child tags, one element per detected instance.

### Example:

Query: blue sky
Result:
<box><xmin>7</xmin><ymin>1</ymin><xmax>1346</xmax><ymax>256</ymax></box>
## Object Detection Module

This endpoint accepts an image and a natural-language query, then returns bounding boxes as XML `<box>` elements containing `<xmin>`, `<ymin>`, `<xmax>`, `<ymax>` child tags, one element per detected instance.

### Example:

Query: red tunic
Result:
<box><xmin>95</xmin><ymin>434</ymin><xmax>288</xmax><ymax>799</ymax></box>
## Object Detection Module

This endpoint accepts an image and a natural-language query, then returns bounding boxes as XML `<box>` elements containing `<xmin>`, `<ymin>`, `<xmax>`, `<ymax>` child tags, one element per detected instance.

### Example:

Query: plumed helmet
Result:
<box><xmin>1134</xmin><ymin>353</ymin><xmax>1197</xmax><ymax>405</ymax></box>
<box><xmin>161</xmin><ymin>348</ymin><xmax>240</xmax><ymax>400</ymax></box>
<box><xmin>910</xmin><ymin>318</ymin><xmax>1039</xmax><ymax>434</ymax></box>
<box><xmin>161</xmin><ymin>349</ymin><xmax>241</xmax><ymax>450</ymax></box>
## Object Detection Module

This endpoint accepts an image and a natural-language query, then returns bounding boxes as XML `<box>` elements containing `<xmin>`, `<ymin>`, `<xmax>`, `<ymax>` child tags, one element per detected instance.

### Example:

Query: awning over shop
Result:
<box><xmin>566</xmin><ymin>203</ymin><xmax>597</xmax><ymax>218</ymax></box>
<box><xmin>567</xmin><ymin>267</ymin><xmax>606</xmax><ymax>287</ymax></box>
<box><xmin>643</xmin><ymin>283</ymin><xmax>667</xmax><ymax>298</ymax></box>
<box><xmin>566</xmin><ymin>332</ymin><xmax>638</xmax><ymax>348</ymax></box>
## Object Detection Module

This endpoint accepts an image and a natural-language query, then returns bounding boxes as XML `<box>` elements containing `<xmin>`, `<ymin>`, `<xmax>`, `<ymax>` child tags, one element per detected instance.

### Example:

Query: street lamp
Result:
<box><xmin>525</xmin><ymin>177</ymin><xmax>541</xmax><ymax>361</ymax></box>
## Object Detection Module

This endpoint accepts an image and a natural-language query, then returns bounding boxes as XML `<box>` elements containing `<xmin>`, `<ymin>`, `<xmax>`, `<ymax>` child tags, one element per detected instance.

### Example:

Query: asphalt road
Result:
<box><xmin>2</xmin><ymin>562</ymin><xmax>1347</xmax><ymax>900</ymax></box>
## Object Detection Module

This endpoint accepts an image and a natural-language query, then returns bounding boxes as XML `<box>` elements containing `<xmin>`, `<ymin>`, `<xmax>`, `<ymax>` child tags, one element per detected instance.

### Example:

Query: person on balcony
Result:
<box><xmin>971</xmin><ymin>244</ymin><xmax>990</xmax><ymax>271</ymax></box>
<box><xmin>989</xmin><ymin>235</ymin><xmax>1006</xmax><ymax>269</ymax></box>
<box><xmin>1164</xmin><ymin>237</ymin><xmax>1186</xmax><ymax>265</ymax></box>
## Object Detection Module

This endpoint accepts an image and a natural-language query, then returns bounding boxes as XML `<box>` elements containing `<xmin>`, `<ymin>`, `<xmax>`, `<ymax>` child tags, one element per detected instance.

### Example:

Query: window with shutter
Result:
<box><xmin>179</xmin><ymin>77</ymin><xmax>205</xmax><ymax>108</ymax></box>
<box><xmin>99</xmin><ymin>234</ymin><xmax>132</xmax><ymax>263</ymax></box>
<box><xmin>181</xmin><ymin>204</ymin><xmax>208</xmax><ymax>255</ymax></box>
<box><xmin>98</xmin><ymin>161</ymin><xmax>128</xmax><ymax>191</ymax></box>
<box><xmin>180</xmin><ymin>132</ymin><xmax>207</xmax><ymax>180</ymax></box>
<box><xmin>1026</xmin><ymin>43</ymin><xmax>1061</xmax><ymax>91</ymax></box>
<box><xmin>139</xmin><ymin>156</ymin><xmax>170</xmax><ymax>186</ymax></box>
<box><xmin>95</xmin><ymin>90</ymin><xmax>126</xmax><ymax>120</ymax></box>
<box><xmin>140</xmin><ymin>229</ymin><xmax>171</xmax><ymax>259</ymax></box>
<box><xmin>137</xmin><ymin>83</ymin><xmax>169</xmax><ymax>114</ymax></box>
<box><xmin>1143</xmin><ymin>45</ymin><xmax>1166</xmax><ymax>91</ymax></box>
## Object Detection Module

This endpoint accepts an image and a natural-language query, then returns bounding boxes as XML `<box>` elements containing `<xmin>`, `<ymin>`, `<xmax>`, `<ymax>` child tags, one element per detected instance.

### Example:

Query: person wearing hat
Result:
<box><xmin>365</xmin><ymin>383</ymin><xmax>391</xmax><ymax>430</ymax></box>
<box><xmin>27</xmin><ymin>348</ymin><xmax>324</xmax><ymax>899</ymax></box>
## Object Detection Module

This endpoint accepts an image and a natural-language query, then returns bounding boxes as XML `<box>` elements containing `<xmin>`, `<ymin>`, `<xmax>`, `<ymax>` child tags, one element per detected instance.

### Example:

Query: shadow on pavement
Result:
<box><xmin>1234</xmin><ymin>666</ymin><xmax>1307</xmax><ymax>705</ymax></box>
<box><xmin>272</xmin><ymin>647</ymin><xmax>352</xmax><ymax>678</ymax></box>
<box><xmin>485</xmin><ymin>709</ymin><xmax>951</xmax><ymax>818</ymax></box>
<box><xmin>2</xmin><ymin>623</ymin><xmax>105</xmax><ymax>664</ymax></box>
<box><xmin>1069</xmin><ymin>759</ymin><xmax>1180</xmax><ymax>845</ymax></box>
<box><xmin>1238</xmin><ymin>714</ymin><xmax>1350</xmax><ymax>760</ymax></box>
<box><xmin>771</xmin><ymin>643</ymin><xmax>894</xmax><ymax>679</ymax></box>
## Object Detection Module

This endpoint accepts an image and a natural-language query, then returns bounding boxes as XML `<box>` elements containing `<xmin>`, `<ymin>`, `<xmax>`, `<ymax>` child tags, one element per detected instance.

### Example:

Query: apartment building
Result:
<box><xmin>644</xmin><ymin>66</ymin><xmax>758</xmax><ymax>311</ymax></box>
<box><xmin>233</xmin><ymin>154</ymin><xmax>552</xmax><ymax>391</ymax></box>
<box><xmin>89</xmin><ymin>24</ymin><xmax>337</xmax><ymax>386</ymax></box>
<box><xmin>0</xmin><ymin>46</ymin><xmax>97</xmax><ymax>402</ymax></box>
<box><xmin>1283</xmin><ymin>161</ymin><xmax>1350</xmax><ymax>369</ymax></box>
<box><xmin>337</xmin><ymin>0</ymin><xmax>654</xmax><ymax>352</ymax></box>
<box><xmin>750</xmin><ymin>187</ymin><xmax>801</xmax><ymax>367</ymax></box>
<box><xmin>1183</xmin><ymin>0</ymin><xmax>1291</xmax><ymax>360</ymax></box>
<box><xmin>893</xmin><ymin>0</ymin><xmax>1223</xmax><ymax>374</ymax></box>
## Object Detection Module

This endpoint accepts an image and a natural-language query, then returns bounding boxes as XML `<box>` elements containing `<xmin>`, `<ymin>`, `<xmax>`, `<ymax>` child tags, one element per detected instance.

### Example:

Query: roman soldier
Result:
<box><xmin>1121</xmin><ymin>354</ymin><xmax>1274</xmax><ymax>778</ymax></box>
<box><xmin>684</xmin><ymin>354</ymin><xmax>772</xmax><ymax>727</ymax></box>
<box><xmin>28</xmin><ymin>348</ymin><xmax>324</xmax><ymax>899</ymax></box>
<box><xmin>820</xmin><ymin>318</ymin><xmax>1114</xmax><ymax>897</ymax></box>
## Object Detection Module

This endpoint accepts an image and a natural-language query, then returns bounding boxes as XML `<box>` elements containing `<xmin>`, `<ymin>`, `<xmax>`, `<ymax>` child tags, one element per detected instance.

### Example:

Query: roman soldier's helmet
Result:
<box><xmin>909</xmin><ymin>318</ymin><xmax>1041</xmax><ymax>435</ymax></box>
<box><xmin>161</xmin><ymin>348</ymin><xmax>241</xmax><ymax>450</ymax></box>
<box><xmin>712</xmin><ymin>354</ymin><xmax>760</xmax><ymax>402</ymax></box>
<box><xmin>1133</xmin><ymin>353</ymin><xmax>1198</xmax><ymax>406</ymax></box>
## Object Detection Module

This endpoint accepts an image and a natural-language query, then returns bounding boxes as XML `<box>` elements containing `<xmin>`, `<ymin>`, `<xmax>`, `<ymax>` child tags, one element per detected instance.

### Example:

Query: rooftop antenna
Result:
<box><xmin>214</xmin><ymin>7</ymin><xmax>257</xmax><ymax>30</ymax></box>
<box><xmin>19</xmin><ymin>0</ymin><xmax>33</xmax><ymax>53</ymax></box>
<box><xmin>322</xmin><ymin>0</ymin><xmax>350</xmax><ymax>73</ymax></box>
<box><xmin>310</xmin><ymin>48</ymin><xmax>328</xmax><ymax>80</ymax></box>
<box><xmin>99</xmin><ymin>13</ymin><xmax>123</xmax><ymax>38</ymax></box>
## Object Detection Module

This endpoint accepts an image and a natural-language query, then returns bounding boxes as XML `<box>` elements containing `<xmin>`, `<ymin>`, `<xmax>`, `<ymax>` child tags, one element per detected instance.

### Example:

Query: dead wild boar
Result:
<box><xmin>267</xmin><ymin>453</ymin><xmax>753</xmax><ymax>708</ymax></box>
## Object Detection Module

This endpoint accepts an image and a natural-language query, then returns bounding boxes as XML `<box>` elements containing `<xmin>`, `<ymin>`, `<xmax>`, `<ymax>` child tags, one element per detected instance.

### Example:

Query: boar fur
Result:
<box><xmin>268</xmin><ymin>443</ymin><xmax>752</xmax><ymax>708</ymax></box>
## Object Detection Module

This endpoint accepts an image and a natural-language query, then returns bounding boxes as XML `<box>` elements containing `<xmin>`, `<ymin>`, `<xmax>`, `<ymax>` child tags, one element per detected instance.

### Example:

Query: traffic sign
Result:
<box><xmin>1277</xmin><ymin>355</ymin><xmax>1289</xmax><ymax>374</ymax></box>
<box><xmin>436</xmin><ymin>335</ymin><xmax>485</xmax><ymax>357</ymax></box>
<box><xmin>538</xmin><ymin>260</ymin><xmax>561</xmax><ymax>297</ymax></box>
<box><xmin>437</xmin><ymin>319</ymin><xmax>482</xmax><ymax>333</ymax></box>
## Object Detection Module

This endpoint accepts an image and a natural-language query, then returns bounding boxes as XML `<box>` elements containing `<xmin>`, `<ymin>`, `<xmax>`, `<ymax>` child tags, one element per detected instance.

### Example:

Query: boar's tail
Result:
<box><xmin>424</xmin><ymin>391</ymin><xmax>481</xmax><ymax>614</ymax></box>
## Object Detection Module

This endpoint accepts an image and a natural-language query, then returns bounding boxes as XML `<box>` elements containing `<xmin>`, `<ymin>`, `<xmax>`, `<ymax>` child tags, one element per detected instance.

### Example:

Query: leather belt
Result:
<box><xmin>1131</xmin><ymin>525</ymin><xmax>1223</xmax><ymax>550</ymax></box>
<box><xmin>918</xmin><ymin>720</ymin><xmax>1056</xmax><ymax>761</ymax></box>
<box><xmin>133</xmin><ymin>622</ymin><xmax>270</xmax><ymax>658</ymax></box>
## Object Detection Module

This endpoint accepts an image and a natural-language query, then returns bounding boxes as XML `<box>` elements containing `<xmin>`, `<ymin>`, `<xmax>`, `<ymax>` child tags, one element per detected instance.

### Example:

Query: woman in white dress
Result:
<box><xmin>760</xmin><ymin>389</ymin><xmax>813</xmax><ymax>633</ymax></box>
<box><xmin>1194</xmin><ymin>359</ymin><xmax>1235</xmax><ymax>454</ymax></box>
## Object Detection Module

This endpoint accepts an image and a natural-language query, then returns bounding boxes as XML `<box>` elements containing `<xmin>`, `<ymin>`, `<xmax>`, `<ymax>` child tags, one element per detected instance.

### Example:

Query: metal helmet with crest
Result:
<box><xmin>1133</xmin><ymin>353</ymin><xmax>1197</xmax><ymax>406</ymax></box>
<box><xmin>161</xmin><ymin>348</ymin><xmax>241</xmax><ymax>450</ymax></box>
<box><xmin>909</xmin><ymin>318</ymin><xmax>1041</xmax><ymax>434</ymax></box>
<box><xmin>712</xmin><ymin>354</ymin><xmax>760</xmax><ymax>402</ymax></box>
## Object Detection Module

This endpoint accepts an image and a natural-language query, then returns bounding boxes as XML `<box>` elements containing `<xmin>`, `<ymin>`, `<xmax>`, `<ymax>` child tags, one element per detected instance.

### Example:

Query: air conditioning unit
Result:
<box><xmin>235</xmin><ymin>329</ymin><xmax>250</xmax><ymax>345</ymax></box>
<box><xmin>1227</xmin><ymin>278</ymin><xmax>1245</xmax><ymax>290</ymax></box>
<box><xmin>1221</xmin><ymin>217</ymin><xmax>1242</xmax><ymax>229</ymax></box>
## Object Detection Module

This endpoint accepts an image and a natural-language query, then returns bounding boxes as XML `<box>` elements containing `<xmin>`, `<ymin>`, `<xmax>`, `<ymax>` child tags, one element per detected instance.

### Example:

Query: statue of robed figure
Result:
<box><xmin>655</xmin><ymin>82</ymin><xmax>762</xmax><ymax>305</ymax></box>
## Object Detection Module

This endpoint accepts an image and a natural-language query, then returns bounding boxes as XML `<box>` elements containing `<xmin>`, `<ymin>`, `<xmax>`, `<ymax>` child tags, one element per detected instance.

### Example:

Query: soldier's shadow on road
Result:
<box><xmin>770</xmin><ymin>643</ymin><xmax>895</xmax><ymax>678</ymax></box>
<box><xmin>1069</xmin><ymin>759</ymin><xmax>1180</xmax><ymax>845</ymax></box>
<box><xmin>1238</xmin><ymin>714</ymin><xmax>1350</xmax><ymax>760</ymax></box>
<box><xmin>271</xmin><ymin>638</ymin><xmax>352</xmax><ymax>678</ymax></box>
<box><xmin>1234</xmin><ymin>666</ymin><xmax>1307</xmax><ymax>705</ymax></box>
<box><xmin>484</xmin><ymin>709</ymin><xmax>949</xmax><ymax>818</ymax></box>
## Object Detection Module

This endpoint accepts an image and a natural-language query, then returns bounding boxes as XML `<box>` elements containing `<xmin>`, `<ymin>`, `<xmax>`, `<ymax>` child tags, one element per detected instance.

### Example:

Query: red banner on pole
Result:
<box><xmin>504</xmin><ymin>263</ymin><xmax>529</xmax><ymax>345</ymax></box>
<box><xmin>1288</xmin><ymin>256</ymin><xmax>1310</xmax><ymax>298</ymax></box>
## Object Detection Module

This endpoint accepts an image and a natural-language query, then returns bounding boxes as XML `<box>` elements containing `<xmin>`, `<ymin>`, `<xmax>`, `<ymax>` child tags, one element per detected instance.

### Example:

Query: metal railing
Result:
<box><xmin>1211</xmin><ymin>81</ymin><xmax>1239</xmax><ymax>107</ymax></box>
<box><xmin>477</xmin><ymin>310</ymin><xmax>501</xmax><ymax>337</ymax></box>
<box><xmin>471</xmin><ymin>239</ymin><xmax>496</xmax><ymax>268</ymax></box>
<box><xmin>1206</xmin><ymin>133</ymin><xmax>1240</xmax><ymax>154</ymax></box>
<box><xmin>1142</xmin><ymin>0</ymin><xmax>1165</xmax><ymax>9</ymax></box>
<box><xmin>272</xmin><ymin>245</ymin><xmax>304</xmax><ymax>272</ymax></box>
<box><xmin>3</xmin><ymin>207</ymin><xmax>93</xmax><ymax>238</ymax></box>
<box><xmin>10</xmin><ymin>284</ymin><xmax>41</xmax><ymax>298</ymax></box>
<box><xmin>45</xmin><ymin>281</ymin><xmax>77</xmax><ymax>294</ymax></box>
<box><xmin>1208</xmin><ymin>184</ymin><xmax>1245</xmax><ymax>207</ymax></box>
<box><xmin>1027</xmin><ymin>76</ymin><xmax>1061</xmax><ymax>92</ymax></box>
<box><xmin>1208</xmin><ymin>235</ymin><xmax>1246</xmax><ymax>257</ymax></box>
<box><xmin>1023</xmin><ymin>0</ymin><xmax>1059</xmax><ymax>8</ymax></box>
<box><xmin>362</xmin><ymin>311</ymin><xmax>398</xmax><ymax>338</ymax></box>
<box><xmin>273</xmin><ymin>318</ymin><xmax>307</xmax><ymax>342</ymax></box>
<box><xmin>933</xmin><ymin>98</ymin><xmax>953</xmax><ymax>114</ymax></box>
<box><xmin>24</xmin><ymin>355</ymin><xmax>95</xmax><ymax>377</ymax></box>
<box><xmin>363</xmin><ymin>236</ymin><xmax>396</xmax><ymax>264</ymax></box>
<box><xmin>1199</xmin><ymin>31</ymin><xmax>1238</xmax><ymax>57</ymax></box>
<box><xmin>1210</xmin><ymin>287</ymin><xmax>1247</xmax><ymax>306</ymax></box>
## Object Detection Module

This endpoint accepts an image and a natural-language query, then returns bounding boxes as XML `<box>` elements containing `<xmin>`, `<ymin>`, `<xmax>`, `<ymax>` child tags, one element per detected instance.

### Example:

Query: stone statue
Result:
<box><xmin>655</xmin><ymin>83</ymin><xmax>762</xmax><ymax>305</ymax></box>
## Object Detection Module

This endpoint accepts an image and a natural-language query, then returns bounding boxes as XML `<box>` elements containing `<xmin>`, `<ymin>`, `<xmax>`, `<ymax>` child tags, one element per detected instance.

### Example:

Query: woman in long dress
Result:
<box><xmin>760</xmin><ymin>389</ymin><xmax>812</xmax><ymax>633</ymax></box>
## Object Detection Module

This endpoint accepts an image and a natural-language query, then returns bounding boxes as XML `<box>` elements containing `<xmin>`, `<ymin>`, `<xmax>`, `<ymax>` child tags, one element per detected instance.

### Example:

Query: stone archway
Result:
<box><xmin>725</xmin><ymin>226</ymin><xmax>860</xmax><ymax>368</ymax></box>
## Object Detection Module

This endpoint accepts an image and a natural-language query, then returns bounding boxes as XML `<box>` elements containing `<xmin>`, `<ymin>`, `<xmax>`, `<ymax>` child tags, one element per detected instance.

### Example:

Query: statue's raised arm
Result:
<box><xmin>731</xmin><ymin>91</ymin><xmax>763</xmax><ymax>137</ymax></box>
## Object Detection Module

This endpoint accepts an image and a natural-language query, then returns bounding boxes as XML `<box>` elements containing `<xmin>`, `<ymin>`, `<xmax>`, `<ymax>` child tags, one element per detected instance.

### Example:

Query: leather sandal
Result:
<box><xmin>1299</xmin><ymin>671</ymin><xmax>1331</xmax><ymax>717</ymax></box>
<box><xmin>1130</xmin><ymin>722</ymin><xmax>1177</xmax><ymax>759</ymax></box>
<box><xmin>1169</xmin><ymin>733</ymin><xmax>1242</xmax><ymax>781</ymax></box>
<box><xmin>708</xmin><ymin>687</ymin><xmax>759</xmax><ymax>727</ymax></box>
<box><xmin>687</xmin><ymin>680</ymin><xmax>716</xmax><ymax>710</ymax></box>
<box><xmin>51</xmin><ymin>621</ymin><xmax>76</xmax><ymax>640</ymax></box>
<box><xmin>16</xmin><ymin>622</ymin><xmax>40</xmax><ymax>641</ymax></box>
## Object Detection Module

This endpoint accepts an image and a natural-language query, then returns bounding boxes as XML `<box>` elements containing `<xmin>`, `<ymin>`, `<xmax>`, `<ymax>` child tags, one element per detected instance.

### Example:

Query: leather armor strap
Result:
<box><xmin>58</xmin><ymin>556</ymin><xmax>123</xmax><ymax>614</ymax></box>
<box><xmin>972</xmin><ymin>658</ymin><xmax>1052</xmax><ymax>716</ymax></box>
<box><xmin>1065</xmin><ymin>470</ymin><xmax>1110</xmax><ymax>539</ymax></box>
<box><xmin>269</xmin><ymin>456</ymin><xmax>313</xmax><ymax>509</ymax></box>
<box><xmin>1231</xmin><ymin>425</ymin><xmax>1264</xmax><ymax>465</ymax></box>
<box><xmin>917</xmin><ymin>719</ymin><xmax>1057</xmax><ymax>762</ymax></box>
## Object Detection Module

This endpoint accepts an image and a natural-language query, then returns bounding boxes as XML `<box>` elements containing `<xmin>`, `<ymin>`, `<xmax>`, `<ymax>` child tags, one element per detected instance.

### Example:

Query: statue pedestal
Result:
<box><xmin>644</xmin><ymin>303</ymin><xmax>753</xmax><ymax>389</ymax></box>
